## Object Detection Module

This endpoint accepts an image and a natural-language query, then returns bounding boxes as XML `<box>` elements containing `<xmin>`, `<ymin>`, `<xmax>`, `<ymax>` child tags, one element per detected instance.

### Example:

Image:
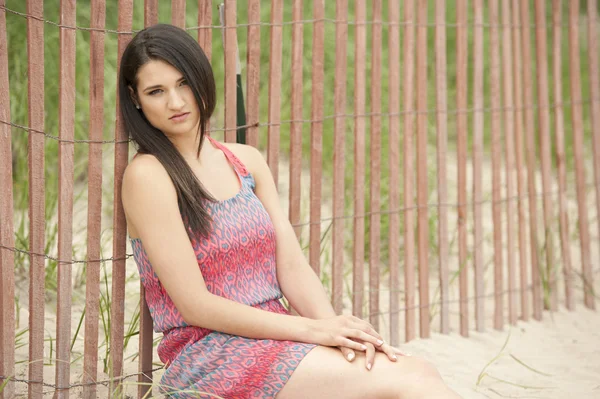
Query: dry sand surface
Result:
<box><xmin>12</xmin><ymin>306</ymin><xmax>600</xmax><ymax>398</ymax></box>
<box><xmin>135</xmin><ymin>307</ymin><xmax>600</xmax><ymax>398</ymax></box>
<box><xmin>404</xmin><ymin>307</ymin><xmax>600</xmax><ymax>399</ymax></box>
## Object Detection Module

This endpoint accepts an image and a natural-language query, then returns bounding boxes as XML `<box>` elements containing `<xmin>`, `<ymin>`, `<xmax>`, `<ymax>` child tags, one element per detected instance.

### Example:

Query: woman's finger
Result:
<box><xmin>351</xmin><ymin>318</ymin><xmax>383</xmax><ymax>342</ymax></box>
<box><xmin>378</xmin><ymin>343</ymin><xmax>399</xmax><ymax>362</ymax></box>
<box><xmin>365</xmin><ymin>343</ymin><xmax>375</xmax><ymax>371</ymax></box>
<box><xmin>381</xmin><ymin>344</ymin><xmax>411</xmax><ymax>357</ymax></box>
<box><xmin>337</xmin><ymin>337</ymin><xmax>368</xmax><ymax>352</ymax></box>
<box><xmin>339</xmin><ymin>346</ymin><xmax>356</xmax><ymax>362</ymax></box>
<box><xmin>392</xmin><ymin>346</ymin><xmax>411</xmax><ymax>356</ymax></box>
<box><xmin>345</xmin><ymin>328</ymin><xmax>384</xmax><ymax>348</ymax></box>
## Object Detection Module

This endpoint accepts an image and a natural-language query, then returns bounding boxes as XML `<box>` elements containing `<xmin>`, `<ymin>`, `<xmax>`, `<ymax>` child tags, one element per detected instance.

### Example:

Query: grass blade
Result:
<box><xmin>0</xmin><ymin>376</ymin><xmax>10</xmax><ymax>393</ymax></box>
<box><xmin>481</xmin><ymin>374</ymin><xmax>554</xmax><ymax>390</ymax></box>
<box><xmin>71</xmin><ymin>306</ymin><xmax>86</xmax><ymax>351</ymax></box>
<box><xmin>477</xmin><ymin>330</ymin><xmax>512</xmax><ymax>385</ymax></box>
<box><xmin>509</xmin><ymin>354</ymin><xmax>553</xmax><ymax>377</ymax></box>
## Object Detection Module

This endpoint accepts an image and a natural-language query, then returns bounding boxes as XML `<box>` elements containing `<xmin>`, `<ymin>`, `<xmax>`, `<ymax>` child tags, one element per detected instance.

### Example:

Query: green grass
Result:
<box><xmin>0</xmin><ymin>376</ymin><xmax>10</xmax><ymax>394</ymax></box>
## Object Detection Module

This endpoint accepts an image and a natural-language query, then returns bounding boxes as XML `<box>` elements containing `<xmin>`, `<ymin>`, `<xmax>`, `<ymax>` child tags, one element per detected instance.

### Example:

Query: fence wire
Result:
<box><xmin>1</xmin><ymin>266</ymin><xmax>598</xmax><ymax>390</ymax></box>
<box><xmin>0</xmin><ymin>5</ymin><xmax>577</xmax><ymax>32</ymax></box>
<box><xmin>2</xmin><ymin>98</ymin><xmax>598</xmax><ymax>145</ymax></box>
<box><xmin>0</xmin><ymin>366</ymin><xmax>163</xmax><ymax>390</ymax></box>
<box><xmin>1</xmin><ymin>181</ymin><xmax>597</xmax><ymax>266</ymax></box>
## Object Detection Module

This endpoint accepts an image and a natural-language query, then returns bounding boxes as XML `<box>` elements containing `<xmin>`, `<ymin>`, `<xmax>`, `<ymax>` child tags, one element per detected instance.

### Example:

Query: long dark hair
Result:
<box><xmin>118</xmin><ymin>24</ymin><xmax>216</xmax><ymax>238</ymax></box>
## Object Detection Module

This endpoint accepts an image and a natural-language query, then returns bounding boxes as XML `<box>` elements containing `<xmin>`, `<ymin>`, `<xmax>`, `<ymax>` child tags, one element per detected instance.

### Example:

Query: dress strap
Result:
<box><xmin>205</xmin><ymin>135</ymin><xmax>250</xmax><ymax>177</ymax></box>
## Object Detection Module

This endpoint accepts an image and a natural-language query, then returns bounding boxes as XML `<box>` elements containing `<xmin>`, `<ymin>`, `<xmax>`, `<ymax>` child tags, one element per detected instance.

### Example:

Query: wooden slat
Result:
<box><xmin>26</xmin><ymin>0</ymin><xmax>45</xmax><ymax>397</ymax></box>
<box><xmin>332</xmin><ymin>0</ymin><xmax>348</xmax><ymax>315</ymax></box>
<box><xmin>568</xmin><ymin>0</ymin><xmax>595</xmax><ymax>310</ymax></box>
<box><xmin>435</xmin><ymin>0</ymin><xmax>449</xmax><ymax>335</ymax></box>
<box><xmin>267</xmin><ymin>0</ymin><xmax>283</xmax><ymax>186</ymax></box>
<box><xmin>534</xmin><ymin>0</ymin><xmax>556</xmax><ymax>311</ymax></box>
<box><xmin>519</xmin><ymin>0</ymin><xmax>543</xmax><ymax>320</ymax></box>
<box><xmin>55</xmin><ymin>0</ymin><xmax>77</xmax><ymax>396</ymax></box>
<box><xmin>245</xmin><ymin>0</ymin><xmax>260</xmax><ymax>148</ymax></box>
<box><xmin>511</xmin><ymin>0</ymin><xmax>529</xmax><ymax>321</ymax></box>
<box><xmin>83</xmin><ymin>1</ymin><xmax>106</xmax><ymax>398</ymax></box>
<box><xmin>144</xmin><ymin>0</ymin><xmax>157</xmax><ymax>26</ymax></box>
<box><xmin>489</xmin><ymin>0</ymin><xmax>504</xmax><ymax>331</ymax></box>
<box><xmin>198</xmin><ymin>0</ymin><xmax>212</xmax><ymax>61</ymax></box>
<box><xmin>352</xmin><ymin>0</ymin><xmax>367</xmax><ymax>318</ymax></box>
<box><xmin>456</xmin><ymin>0</ymin><xmax>469</xmax><ymax>338</ymax></box>
<box><xmin>137</xmin><ymin>5</ymin><xmax>157</xmax><ymax>398</ymax></box>
<box><xmin>0</xmin><ymin>1</ymin><xmax>16</xmax><ymax>397</ymax></box>
<box><xmin>587</xmin><ymin>0</ymin><xmax>600</xmax><ymax>280</ymax></box>
<box><xmin>289</xmin><ymin>0</ymin><xmax>303</xmax><ymax>238</ymax></box>
<box><xmin>415</xmin><ymin>0</ymin><xmax>429</xmax><ymax>339</ymax></box>
<box><xmin>309</xmin><ymin>0</ymin><xmax>324</xmax><ymax>276</ymax></box>
<box><xmin>224</xmin><ymin>1</ymin><xmax>237</xmax><ymax>143</ymax></box>
<box><xmin>552</xmin><ymin>0</ymin><xmax>574</xmax><ymax>311</ymax></box>
<box><xmin>472</xmin><ymin>0</ymin><xmax>485</xmax><ymax>332</ymax></box>
<box><xmin>501</xmin><ymin>0</ymin><xmax>518</xmax><ymax>325</ymax></box>
<box><xmin>369</xmin><ymin>0</ymin><xmax>382</xmax><ymax>330</ymax></box>
<box><xmin>171</xmin><ymin>0</ymin><xmax>186</xmax><ymax>28</ymax></box>
<box><xmin>388</xmin><ymin>0</ymin><xmax>401</xmax><ymax>346</ymax></box>
<box><xmin>109</xmin><ymin>1</ymin><xmax>133</xmax><ymax>395</ymax></box>
<box><xmin>402</xmin><ymin>0</ymin><xmax>416</xmax><ymax>342</ymax></box>
<box><xmin>198</xmin><ymin>0</ymin><xmax>212</xmax><ymax>140</ymax></box>
<box><xmin>138</xmin><ymin>291</ymin><xmax>153</xmax><ymax>399</ymax></box>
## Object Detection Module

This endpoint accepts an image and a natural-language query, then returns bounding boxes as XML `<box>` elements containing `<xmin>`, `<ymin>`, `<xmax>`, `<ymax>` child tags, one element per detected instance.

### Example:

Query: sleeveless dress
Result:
<box><xmin>130</xmin><ymin>137</ymin><xmax>316</xmax><ymax>398</ymax></box>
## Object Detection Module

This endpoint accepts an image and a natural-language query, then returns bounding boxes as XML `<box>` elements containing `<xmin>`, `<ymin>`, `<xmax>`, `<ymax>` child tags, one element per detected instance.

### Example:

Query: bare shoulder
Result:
<box><xmin>122</xmin><ymin>153</ymin><xmax>174</xmax><ymax>193</ymax></box>
<box><xmin>121</xmin><ymin>154</ymin><xmax>179</xmax><ymax>237</ymax></box>
<box><xmin>220</xmin><ymin>142</ymin><xmax>266</xmax><ymax>175</ymax></box>
<box><xmin>122</xmin><ymin>154</ymin><xmax>178</xmax><ymax>212</ymax></box>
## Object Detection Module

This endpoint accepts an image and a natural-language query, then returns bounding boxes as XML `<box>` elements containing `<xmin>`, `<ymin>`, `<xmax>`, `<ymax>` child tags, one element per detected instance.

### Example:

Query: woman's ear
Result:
<box><xmin>128</xmin><ymin>86</ymin><xmax>141</xmax><ymax>109</ymax></box>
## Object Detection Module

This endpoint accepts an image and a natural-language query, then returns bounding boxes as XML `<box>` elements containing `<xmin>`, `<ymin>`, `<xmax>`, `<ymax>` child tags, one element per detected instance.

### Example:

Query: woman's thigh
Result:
<box><xmin>276</xmin><ymin>345</ymin><xmax>442</xmax><ymax>399</ymax></box>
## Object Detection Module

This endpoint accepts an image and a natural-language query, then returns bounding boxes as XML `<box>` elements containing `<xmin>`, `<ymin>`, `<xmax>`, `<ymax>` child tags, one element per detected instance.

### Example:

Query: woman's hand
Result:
<box><xmin>340</xmin><ymin>341</ymin><xmax>410</xmax><ymax>370</ymax></box>
<box><xmin>305</xmin><ymin>315</ymin><xmax>410</xmax><ymax>370</ymax></box>
<box><xmin>306</xmin><ymin>315</ymin><xmax>384</xmax><ymax>351</ymax></box>
<box><xmin>339</xmin><ymin>346</ymin><xmax>357</xmax><ymax>363</ymax></box>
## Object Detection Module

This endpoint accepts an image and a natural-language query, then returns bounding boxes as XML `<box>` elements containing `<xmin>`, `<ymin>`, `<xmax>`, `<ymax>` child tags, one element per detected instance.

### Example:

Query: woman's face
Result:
<box><xmin>134</xmin><ymin>59</ymin><xmax>200</xmax><ymax>139</ymax></box>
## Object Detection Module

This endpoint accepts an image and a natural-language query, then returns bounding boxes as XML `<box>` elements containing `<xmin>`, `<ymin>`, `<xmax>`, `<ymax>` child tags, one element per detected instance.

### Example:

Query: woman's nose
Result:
<box><xmin>167</xmin><ymin>89</ymin><xmax>185</xmax><ymax>109</ymax></box>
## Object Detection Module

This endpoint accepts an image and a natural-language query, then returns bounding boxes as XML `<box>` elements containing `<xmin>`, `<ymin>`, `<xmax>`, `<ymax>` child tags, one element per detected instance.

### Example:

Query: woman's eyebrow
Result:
<box><xmin>142</xmin><ymin>77</ymin><xmax>185</xmax><ymax>93</ymax></box>
<box><xmin>142</xmin><ymin>84</ymin><xmax>162</xmax><ymax>92</ymax></box>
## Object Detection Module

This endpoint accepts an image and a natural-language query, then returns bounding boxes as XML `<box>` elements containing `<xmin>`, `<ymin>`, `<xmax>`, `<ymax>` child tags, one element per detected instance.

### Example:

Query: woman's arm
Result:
<box><xmin>238</xmin><ymin>145</ymin><xmax>344</xmax><ymax>320</ymax></box>
<box><xmin>237</xmin><ymin>145</ymin><xmax>405</xmax><ymax>369</ymax></box>
<box><xmin>121</xmin><ymin>154</ymin><xmax>379</xmax><ymax>350</ymax></box>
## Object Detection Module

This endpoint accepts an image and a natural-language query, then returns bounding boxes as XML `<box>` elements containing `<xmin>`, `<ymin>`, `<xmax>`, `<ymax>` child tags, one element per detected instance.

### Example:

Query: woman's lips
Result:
<box><xmin>170</xmin><ymin>112</ymin><xmax>189</xmax><ymax>123</ymax></box>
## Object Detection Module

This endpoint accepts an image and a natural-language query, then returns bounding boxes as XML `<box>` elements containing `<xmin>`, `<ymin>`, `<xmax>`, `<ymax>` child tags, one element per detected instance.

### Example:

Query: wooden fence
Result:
<box><xmin>1</xmin><ymin>0</ymin><xmax>599</xmax><ymax>398</ymax></box>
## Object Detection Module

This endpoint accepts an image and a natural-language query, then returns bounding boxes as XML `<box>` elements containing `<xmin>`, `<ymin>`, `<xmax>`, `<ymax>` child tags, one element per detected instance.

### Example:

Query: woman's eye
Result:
<box><xmin>149</xmin><ymin>89</ymin><xmax>162</xmax><ymax>95</ymax></box>
<box><xmin>180</xmin><ymin>80</ymin><xmax>188</xmax><ymax>86</ymax></box>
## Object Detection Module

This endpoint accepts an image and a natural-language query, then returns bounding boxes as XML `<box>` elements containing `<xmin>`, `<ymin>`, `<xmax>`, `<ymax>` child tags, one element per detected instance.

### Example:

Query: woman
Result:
<box><xmin>120</xmin><ymin>24</ymin><xmax>460</xmax><ymax>399</ymax></box>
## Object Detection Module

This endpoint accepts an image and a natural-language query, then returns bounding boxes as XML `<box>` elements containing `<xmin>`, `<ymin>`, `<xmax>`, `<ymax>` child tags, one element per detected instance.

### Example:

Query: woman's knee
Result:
<box><xmin>402</xmin><ymin>356</ymin><xmax>443</xmax><ymax>381</ymax></box>
<box><xmin>380</xmin><ymin>357</ymin><xmax>445</xmax><ymax>397</ymax></box>
<box><xmin>364</xmin><ymin>354</ymin><xmax>445</xmax><ymax>398</ymax></box>
<box><xmin>394</xmin><ymin>357</ymin><xmax>446</xmax><ymax>398</ymax></box>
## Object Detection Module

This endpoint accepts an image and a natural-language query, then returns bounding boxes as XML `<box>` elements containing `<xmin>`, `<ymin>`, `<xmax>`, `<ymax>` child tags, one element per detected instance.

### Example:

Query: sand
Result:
<box><xmin>404</xmin><ymin>307</ymin><xmax>600</xmax><ymax>398</ymax></box>
<box><xmin>11</xmin><ymin>305</ymin><xmax>600</xmax><ymax>398</ymax></box>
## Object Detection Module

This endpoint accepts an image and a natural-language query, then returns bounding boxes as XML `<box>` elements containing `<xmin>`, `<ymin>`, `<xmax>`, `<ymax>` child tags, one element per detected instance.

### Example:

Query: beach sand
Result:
<box><xmin>404</xmin><ymin>307</ymin><xmax>600</xmax><ymax>398</ymax></box>
<box><xmin>12</xmin><ymin>304</ymin><xmax>600</xmax><ymax>398</ymax></box>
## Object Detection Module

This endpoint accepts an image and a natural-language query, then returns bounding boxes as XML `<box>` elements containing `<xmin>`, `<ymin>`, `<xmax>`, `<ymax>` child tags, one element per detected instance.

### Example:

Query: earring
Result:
<box><xmin>136</xmin><ymin>105</ymin><xmax>140</xmax><ymax>110</ymax></box>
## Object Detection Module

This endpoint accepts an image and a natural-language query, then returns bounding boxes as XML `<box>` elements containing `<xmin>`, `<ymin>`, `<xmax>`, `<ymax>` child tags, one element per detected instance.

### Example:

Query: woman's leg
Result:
<box><xmin>277</xmin><ymin>346</ymin><xmax>461</xmax><ymax>399</ymax></box>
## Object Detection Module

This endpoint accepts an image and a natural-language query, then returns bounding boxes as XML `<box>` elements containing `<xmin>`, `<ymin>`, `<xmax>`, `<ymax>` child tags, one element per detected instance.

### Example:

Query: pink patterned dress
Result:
<box><xmin>131</xmin><ymin>137</ymin><xmax>315</xmax><ymax>398</ymax></box>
